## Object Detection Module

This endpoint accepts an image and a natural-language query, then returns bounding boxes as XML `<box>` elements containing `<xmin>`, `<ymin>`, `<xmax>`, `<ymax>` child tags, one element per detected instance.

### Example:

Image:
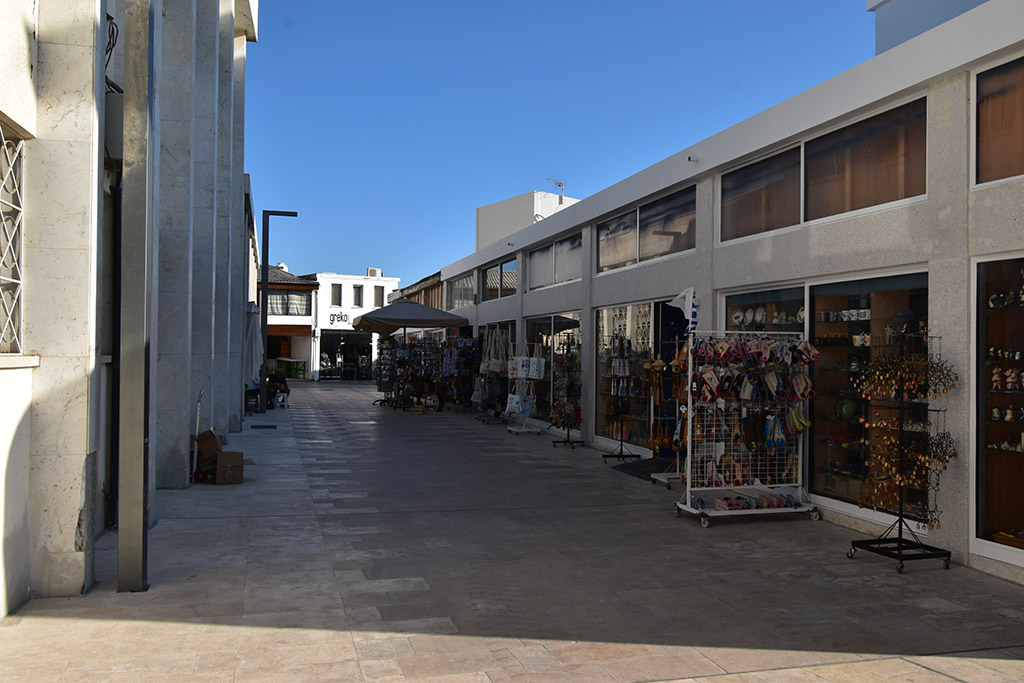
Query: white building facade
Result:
<box><xmin>434</xmin><ymin>0</ymin><xmax>1024</xmax><ymax>582</ymax></box>
<box><xmin>1</xmin><ymin>0</ymin><xmax>260</xmax><ymax>615</ymax></box>
<box><xmin>310</xmin><ymin>269</ymin><xmax>401</xmax><ymax>380</ymax></box>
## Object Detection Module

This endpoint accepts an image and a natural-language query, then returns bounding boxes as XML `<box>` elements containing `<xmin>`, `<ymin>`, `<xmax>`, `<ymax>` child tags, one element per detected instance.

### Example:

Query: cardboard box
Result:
<box><xmin>196</xmin><ymin>429</ymin><xmax>224</xmax><ymax>471</ymax></box>
<box><xmin>215</xmin><ymin>451</ymin><xmax>244</xmax><ymax>485</ymax></box>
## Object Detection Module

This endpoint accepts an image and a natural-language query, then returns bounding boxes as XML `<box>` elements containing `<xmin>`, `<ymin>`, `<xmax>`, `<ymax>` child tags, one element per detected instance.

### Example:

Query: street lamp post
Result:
<box><xmin>260</xmin><ymin>209</ymin><xmax>298</xmax><ymax>413</ymax></box>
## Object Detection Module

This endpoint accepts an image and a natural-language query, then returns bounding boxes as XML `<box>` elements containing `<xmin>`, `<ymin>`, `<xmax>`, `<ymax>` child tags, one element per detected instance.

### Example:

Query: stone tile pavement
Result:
<box><xmin>3</xmin><ymin>381</ymin><xmax>1024</xmax><ymax>681</ymax></box>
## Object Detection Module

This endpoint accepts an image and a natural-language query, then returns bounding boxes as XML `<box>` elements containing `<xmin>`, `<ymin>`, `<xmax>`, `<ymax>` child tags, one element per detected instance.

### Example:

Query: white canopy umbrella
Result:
<box><xmin>243</xmin><ymin>301</ymin><xmax>264</xmax><ymax>389</ymax></box>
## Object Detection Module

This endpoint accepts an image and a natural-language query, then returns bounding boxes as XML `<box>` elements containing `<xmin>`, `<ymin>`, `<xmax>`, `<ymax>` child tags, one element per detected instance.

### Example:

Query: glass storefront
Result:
<box><xmin>724</xmin><ymin>287</ymin><xmax>805</xmax><ymax>333</ymax></box>
<box><xmin>977</xmin><ymin>256</ymin><xmax>1024</xmax><ymax>550</ymax></box>
<box><xmin>525</xmin><ymin>312</ymin><xmax>582</xmax><ymax>420</ymax></box>
<box><xmin>809</xmin><ymin>273</ymin><xmax>929</xmax><ymax>515</ymax></box>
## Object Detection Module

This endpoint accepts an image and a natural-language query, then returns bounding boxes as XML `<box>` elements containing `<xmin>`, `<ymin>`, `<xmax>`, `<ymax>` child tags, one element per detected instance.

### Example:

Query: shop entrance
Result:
<box><xmin>320</xmin><ymin>331</ymin><xmax>372</xmax><ymax>380</ymax></box>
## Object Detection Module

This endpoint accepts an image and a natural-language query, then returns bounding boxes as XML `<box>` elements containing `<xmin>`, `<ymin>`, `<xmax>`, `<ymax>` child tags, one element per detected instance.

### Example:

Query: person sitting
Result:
<box><xmin>267</xmin><ymin>368</ymin><xmax>290</xmax><ymax>408</ymax></box>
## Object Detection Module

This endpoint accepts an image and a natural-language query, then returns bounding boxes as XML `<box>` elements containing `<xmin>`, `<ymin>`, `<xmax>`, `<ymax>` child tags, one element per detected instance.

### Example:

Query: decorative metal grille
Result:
<box><xmin>1</xmin><ymin>126</ymin><xmax>24</xmax><ymax>354</ymax></box>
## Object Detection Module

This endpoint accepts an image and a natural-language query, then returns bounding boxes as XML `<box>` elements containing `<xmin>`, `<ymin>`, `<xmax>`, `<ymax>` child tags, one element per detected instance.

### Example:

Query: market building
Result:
<box><xmin>309</xmin><ymin>268</ymin><xmax>400</xmax><ymax>380</ymax></box>
<box><xmin>424</xmin><ymin>0</ymin><xmax>1024</xmax><ymax>582</ymax></box>
<box><xmin>1</xmin><ymin>0</ymin><xmax>261</xmax><ymax>615</ymax></box>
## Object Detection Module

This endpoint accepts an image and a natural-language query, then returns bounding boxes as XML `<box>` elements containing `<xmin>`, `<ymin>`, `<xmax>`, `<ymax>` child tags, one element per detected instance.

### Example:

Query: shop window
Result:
<box><xmin>526</xmin><ymin>312</ymin><xmax>582</xmax><ymax>420</ymax></box>
<box><xmin>639</xmin><ymin>186</ymin><xmax>696</xmax><ymax>262</ymax></box>
<box><xmin>977</xmin><ymin>257</ymin><xmax>1024</xmax><ymax>548</ymax></box>
<box><xmin>805</xmin><ymin>99</ymin><xmax>926</xmax><ymax>221</ymax></box>
<box><xmin>481</xmin><ymin>259</ymin><xmax>517</xmax><ymax>301</ymax></box>
<box><xmin>528</xmin><ymin>244</ymin><xmax>553</xmax><ymax>289</ymax></box>
<box><xmin>448</xmin><ymin>273</ymin><xmax>474</xmax><ymax>309</ymax></box>
<box><xmin>1</xmin><ymin>128</ymin><xmax>24</xmax><ymax>354</ymax></box>
<box><xmin>597</xmin><ymin>211</ymin><xmax>637</xmax><ymax>273</ymax></box>
<box><xmin>978</xmin><ymin>56</ymin><xmax>1024</xmax><ymax>184</ymax></box>
<box><xmin>374</xmin><ymin>285</ymin><xmax>384</xmax><ymax>307</ymax></box>
<box><xmin>331</xmin><ymin>283</ymin><xmax>341</xmax><ymax>307</ymax></box>
<box><xmin>721</xmin><ymin>148</ymin><xmax>800</xmax><ymax>241</ymax></box>
<box><xmin>595</xmin><ymin>302</ymin><xmax>653</xmax><ymax>446</ymax></box>
<box><xmin>809</xmin><ymin>273</ymin><xmax>929</xmax><ymax>515</ymax></box>
<box><xmin>353</xmin><ymin>285</ymin><xmax>363</xmax><ymax>307</ymax></box>
<box><xmin>725</xmin><ymin>287</ymin><xmax>805</xmax><ymax>333</ymax></box>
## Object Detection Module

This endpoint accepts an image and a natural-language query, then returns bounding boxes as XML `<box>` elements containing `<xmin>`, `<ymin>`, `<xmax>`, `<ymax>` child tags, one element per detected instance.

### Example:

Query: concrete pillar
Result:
<box><xmin>191</xmin><ymin>0</ymin><xmax>218</xmax><ymax>433</ymax></box>
<box><xmin>22</xmin><ymin>0</ymin><xmax>104</xmax><ymax>597</ymax></box>
<box><xmin>211</xmin><ymin>0</ymin><xmax>234</xmax><ymax>437</ymax></box>
<box><xmin>154</xmin><ymin>0</ymin><xmax>196</xmax><ymax>488</ymax></box>
<box><xmin>228</xmin><ymin>34</ymin><xmax>247</xmax><ymax>432</ymax></box>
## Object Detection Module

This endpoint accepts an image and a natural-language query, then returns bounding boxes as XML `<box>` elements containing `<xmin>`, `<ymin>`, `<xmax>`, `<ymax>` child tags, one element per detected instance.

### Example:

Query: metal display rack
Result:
<box><xmin>675</xmin><ymin>330</ymin><xmax>821</xmax><ymax>527</ymax></box>
<box><xmin>846</xmin><ymin>332</ymin><xmax>955</xmax><ymax>573</ymax></box>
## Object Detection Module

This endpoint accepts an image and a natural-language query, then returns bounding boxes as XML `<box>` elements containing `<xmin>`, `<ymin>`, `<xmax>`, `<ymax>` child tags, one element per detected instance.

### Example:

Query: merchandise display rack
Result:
<box><xmin>507</xmin><ymin>343</ymin><xmax>544</xmax><ymax>436</ymax></box>
<box><xmin>650</xmin><ymin>338</ymin><xmax>689</xmax><ymax>488</ymax></box>
<box><xmin>675</xmin><ymin>330</ymin><xmax>821</xmax><ymax>527</ymax></box>
<box><xmin>846</xmin><ymin>332</ymin><xmax>956</xmax><ymax>573</ymax></box>
<box><xmin>604</xmin><ymin>335</ymin><xmax>639</xmax><ymax>460</ymax></box>
<box><xmin>551</xmin><ymin>335</ymin><xmax>584</xmax><ymax>448</ymax></box>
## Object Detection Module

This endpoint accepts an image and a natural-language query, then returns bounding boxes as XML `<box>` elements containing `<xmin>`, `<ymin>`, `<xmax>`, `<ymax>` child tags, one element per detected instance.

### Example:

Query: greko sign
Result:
<box><xmin>329</xmin><ymin>312</ymin><xmax>349</xmax><ymax>325</ymax></box>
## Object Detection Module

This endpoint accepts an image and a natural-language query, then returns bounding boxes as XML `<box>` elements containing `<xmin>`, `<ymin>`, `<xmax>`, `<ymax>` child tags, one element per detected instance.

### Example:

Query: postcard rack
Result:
<box><xmin>675</xmin><ymin>330</ymin><xmax>821</xmax><ymax>527</ymax></box>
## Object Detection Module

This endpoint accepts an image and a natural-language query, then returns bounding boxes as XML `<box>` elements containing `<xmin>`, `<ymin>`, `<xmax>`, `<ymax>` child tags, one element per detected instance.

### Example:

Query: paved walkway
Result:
<box><xmin>4</xmin><ymin>382</ymin><xmax>1024</xmax><ymax>681</ymax></box>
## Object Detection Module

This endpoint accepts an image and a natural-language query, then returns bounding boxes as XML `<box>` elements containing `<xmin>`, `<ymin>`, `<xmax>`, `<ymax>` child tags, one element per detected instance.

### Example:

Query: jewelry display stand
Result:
<box><xmin>846</xmin><ymin>332</ymin><xmax>956</xmax><ymax>573</ymax></box>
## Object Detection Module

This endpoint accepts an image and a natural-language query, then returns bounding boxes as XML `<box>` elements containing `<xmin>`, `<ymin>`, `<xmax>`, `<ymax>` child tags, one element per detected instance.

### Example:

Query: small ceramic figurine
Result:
<box><xmin>1006</xmin><ymin>406</ymin><xmax>1016</xmax><ymax>423</ymax></box>
<box><xmin>992</xmin><ymin>366</ymin><xmax>1004</xmax><ymax>391</ymax></box>
<box><xmin>1006</xmin><ymin>367</ymin><xmax>1021</xmax><ymax>392</ymax></box>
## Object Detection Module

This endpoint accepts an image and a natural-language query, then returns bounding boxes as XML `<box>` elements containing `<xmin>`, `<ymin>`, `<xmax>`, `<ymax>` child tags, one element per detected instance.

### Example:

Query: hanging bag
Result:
<box><xmin>529</xmin><ymin>343</ymin><xmax>546</xmax><ymax>380</ymax></box>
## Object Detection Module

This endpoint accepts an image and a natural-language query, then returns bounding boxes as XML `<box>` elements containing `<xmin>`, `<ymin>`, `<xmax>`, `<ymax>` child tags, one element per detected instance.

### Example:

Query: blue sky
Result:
<box><xmin>244</xmin><ymin>1</ymin><xmax>876</xmax><ymax>286</ymax></box>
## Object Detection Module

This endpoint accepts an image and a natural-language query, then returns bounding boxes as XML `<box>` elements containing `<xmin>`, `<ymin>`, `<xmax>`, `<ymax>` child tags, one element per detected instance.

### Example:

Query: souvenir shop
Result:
<box><xmin>374</xmin><ymin>333</ymin><xmax>478</xmax><ymax>411</ymax></box>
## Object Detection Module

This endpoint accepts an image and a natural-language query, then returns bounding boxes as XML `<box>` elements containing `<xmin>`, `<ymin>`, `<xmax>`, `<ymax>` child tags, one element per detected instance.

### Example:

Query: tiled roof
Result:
<box><xmin>262</xmin><ymin>265</ymin><xmax>319</xmax><ymax>287</ymax></box>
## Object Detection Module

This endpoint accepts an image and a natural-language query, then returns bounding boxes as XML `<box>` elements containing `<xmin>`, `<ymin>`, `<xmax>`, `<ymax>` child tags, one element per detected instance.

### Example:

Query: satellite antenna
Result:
<box><xmin>547</xmin><ymin>178</ymin><xmax>565</xmax><ymax>204</ymax></box>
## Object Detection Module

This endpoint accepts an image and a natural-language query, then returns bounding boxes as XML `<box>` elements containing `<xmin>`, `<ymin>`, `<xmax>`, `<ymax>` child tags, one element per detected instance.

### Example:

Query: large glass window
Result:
<box><xmin>553</xmin><ymin>233</ymin><xmax>582</xmax><ymax>283</ymax></box>
<box><xmin>528</xmin><ymin>233</ymin><xmax>583</xmax><ymax>290</ymax></box>
<box><xmin>725</xmin><ymin>287</ymin><xmax>805</xmax><ymax>333</ymax></box>
<box><xmin>448</xmin><ymin>273</ymin><xmax>474</xmax><ymax>309</ymax></box>
<box><xmin>806</xmin><ymin>99</ymin><xmax>926</xmax><ymax>221</ymax></box>
<box><xmin>526</xmin><ymin>312</ymin><xmax>582</xmax><ymax>420</ymax></box>
<box><xmin>331</xmin><ymin>283</ymin><xmax>341</xmax><ymax>306</ymax></box>
<box><xmin>721</xmin><ymin>148</ymin><xmax>800</xmax><ymax>241</ymax></box>
<box><xmin>977</xmin><ymin>257</ymin><xmax>1024</xmax><ymax>548</ymax></box>
<box><xmin>528</xmin><ymin>244</ymin><xmax>553</xmax><ymax>290</ymax></box>
<box><xmin>374</xmin><ymin>286</ymin><xmax>384</xmax><ymax>307</ymax></box>
<box><xmin>595</xmin><ymin>302</ymin><xmax>653</xmax><ymax>446</ymax></box>
<box><xmin>1</xmin><ymin>128</ymin><xmax>24</xmax><ymax>354</ymax></box>
<box><xmin>809</xmin><ymin>273</ymin><xmax>929</xmax><ymax>515</ymax></box>
<box><xmin>267</xmin><ymin>290</ymin><xmax>312</xmax><ymax>316</ymax></box>
<box><xmin>639</xmin><ymin>186</ymin><xmax>696</xmax><ymax>262</ymax></box>
<box><xmin>597</xmin><ymin>212</ymin><xmax>637</xmax><ymax>273</ymax></box>
<box><xmin>481</xmin><ymin>259</ymin><xmax>517</xmax><ymax>301</ymax></box>
<box><xmin>500</xmin><ymin>258</ymin><xmax>517</xmax><ymax>298</ymax></box>
<box><xmin>353</xmin><ymin>285</ymin><xmax>363</xmax><ymax>307</ymax></box>
<box><xmin>978</xmin><ymin>56</ymin><xmax>1024</xmax><ymax>184</ymax></box>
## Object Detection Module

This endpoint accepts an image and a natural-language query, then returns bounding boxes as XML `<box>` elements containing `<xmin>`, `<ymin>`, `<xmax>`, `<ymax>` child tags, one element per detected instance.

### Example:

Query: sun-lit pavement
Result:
<box><xmin>4</xmin><ymin>381</ymin><xmax>1024</xmax><ymax>682</ymax></box>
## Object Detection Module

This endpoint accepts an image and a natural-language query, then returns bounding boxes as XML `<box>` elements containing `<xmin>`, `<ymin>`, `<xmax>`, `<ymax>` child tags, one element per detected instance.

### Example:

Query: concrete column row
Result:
<box><xmin>154</xmin><ymin>0</ymin><xmax>250</xmax><ymax>489</ymax></box>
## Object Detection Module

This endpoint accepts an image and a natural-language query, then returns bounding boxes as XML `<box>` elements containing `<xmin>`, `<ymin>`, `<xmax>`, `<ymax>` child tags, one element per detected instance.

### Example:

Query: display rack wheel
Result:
<box><xmin>666</xmin><ymin>483</ymin><xmax>672</xmax><ymax>490</ymax></box>
<box><xmin>699</xmin><ymin>514</ymin><xmax>710</xmax><ymax>528</ymax></box>
<box><xmin>651</xmin><ymin>478</ymin><xmax>657</xmax><ymax>485</ymax></box>
<box><xmin>193</xmin><ymin>469</ymin><xmax>208</xmax><ymax>483</ymax></box>
<box><xmin>943</xmin><ymin>558</ymin><xmax>951</xmax><ymax>570</ymax></box>
<box><xmin>896</xmin><ymin>562</ymin><xmax>905</xmax><ymax>574</ymax></box>
<box><xmin>809</xmin><ymin>508</ymin><xmax>821</xmax><ymax>521</ymax></box>
<box><xmin>846</xmin><ymin>548</ymin><xmax>856</xmax><ymax>559</ymax></box>
<box><xmin>675</xmin><ymin>506</ymin><xmax>683</xmax><ymax>518</ymax></box>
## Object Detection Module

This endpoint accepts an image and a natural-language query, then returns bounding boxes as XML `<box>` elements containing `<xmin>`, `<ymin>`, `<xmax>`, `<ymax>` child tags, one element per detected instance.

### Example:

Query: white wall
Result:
<box><xmin>0</xmin><ymin>366</ymin><xmax>33</xmax><ymax>615</ymax></box>
<box><xmin>0</xmin><ymin>0</ymin><xmax>37</xmax><ymax>137</ymax></box>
